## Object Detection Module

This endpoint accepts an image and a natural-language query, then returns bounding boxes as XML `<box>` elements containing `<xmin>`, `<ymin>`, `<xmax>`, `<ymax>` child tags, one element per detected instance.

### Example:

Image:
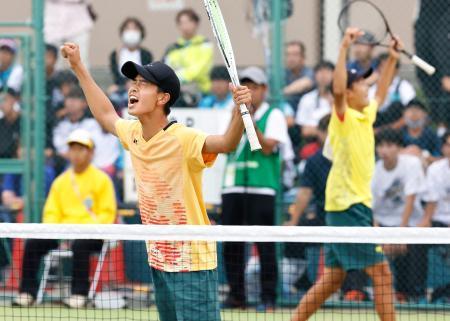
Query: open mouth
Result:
<box><xmin>129</xmin><ymin>95</ymin><xmax>139</xmax><ymax>106</ymax></box>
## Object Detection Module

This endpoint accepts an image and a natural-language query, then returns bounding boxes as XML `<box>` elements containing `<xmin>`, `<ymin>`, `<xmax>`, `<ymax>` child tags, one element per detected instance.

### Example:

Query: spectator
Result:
<box><xmin>51</xmin><ymin>70</ymin><xmax>80</xmax><ymax>120</ymax></box>
<box><xmin>347</xmin><ymin>32</ymin><xmax>378</xmax><ymax>75</ymax></box>
<box><xmin>283</xmin><ymin>115</ymin><xmax>331</xmax><ymax>296</ymax></box>
<box><xmin>12</xmin><ymin>129</ymin><xmax>116</xmax><ymax>308</ymax></box>
<box><xmin>0</xmin><ymin>39</ymin><xmax>23</xmax><ymax>95</ymax></box>
<box><xmin>92</xmin><ymin>126</ymin><xmax>121</xmax><ymax>178</ymax></box>
<box><xmin>295</xmin><ymin>61</ymin><xmax>334</xmax><ymax>140</ymax></box>
<box><xmin>283</xmin><ymin>41</ymin><xmax>314</xmax><ymax>110</ymax></box>
<box><xmin>372</xmin><ymin>129</ymin><xmax>427</xmax><ymax>303</ymax></box>
<box><xmin>108</xmin><ymin>17</ymin><xmax>153</xmax><ymax>94</ymax></box>
<box><xmin>199</xmin><ymin>65</ymin><xmax>233</xmax><ymax>110</ymax></box>
<box><xmin>415</xmin><ymin>1</ymin><xmax>450</xmax><ymax>130</ymax></box>
<box><xmin>52</xmin><ymin>87</ymin><xmax>102</xmax><ymax>163</ymax></box>
<box><xmin>0</xmin><ymin>92</ymin><xmax>20</xmax><ymax>158</ymax></box>
<box><xmin>369</xmin><ymin>53</ymin><xmax>416</xmax><ymax>129</ymax></box>
<box><xmin>45</xmin><ymin>44</ymin><xmax>60</xmax><ymax>151</ymax></box>
<box><xmin>222</xmin><ymin>66</ymin><xmax>289</xmax><ymax>311</ymax></box>
<box><xmin>44</xmin><ymin>0</ymin><xmax>96</xmax><ymax>69</ymax></box>
<box><xmin>164</xmin><ymin>8</ymin><xmax>213</xmax><ymax>106</ymax></box>
<box><xmin>419</xmin><ymin>131</ymin><xmax>450</xmax><ymax>303</ymax></box>
<box><xmin>401</xmin><ymin>99</ymin><xmax>440</xmax><ymax>162</ymax></box>
<box><xmin>2</xmin><ymin>147</ymin><xmax>55</xmax><ymax>213</ymax></box>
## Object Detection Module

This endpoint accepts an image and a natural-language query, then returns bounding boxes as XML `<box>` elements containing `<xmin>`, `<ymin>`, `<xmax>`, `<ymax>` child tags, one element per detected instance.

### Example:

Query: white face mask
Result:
<box><xmin>122</xmin><ymin>30</ymin><xmax>142</xmax><ymax>47</ymax></box>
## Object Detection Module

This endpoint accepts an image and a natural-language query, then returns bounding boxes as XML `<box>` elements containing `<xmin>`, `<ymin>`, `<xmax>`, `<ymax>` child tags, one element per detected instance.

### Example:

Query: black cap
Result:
<box><xmin>347</xmin><ymin>67</ymin><xmax>373</xmax><ymax>88</ymax></box>
<box><xmin>121</xmin><ymin>61</ymin><xmax>180</xmax><ymax>107</ymax></box>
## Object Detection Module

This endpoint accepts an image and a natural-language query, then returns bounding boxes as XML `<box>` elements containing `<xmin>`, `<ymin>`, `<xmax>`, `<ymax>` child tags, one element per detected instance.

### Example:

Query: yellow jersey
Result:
<box><xmin>325</xmin><ymin>100</ymin><xmax>378</xmax><ymax>212</ymax></box>
<box><xmin>115</xmin><ymin>119</ymin><xmax>218</xmax><ymax>272</ymax></box>
<box><xmin>43</xmin><ymin>165</ymin><xmax>116</xmax><ymax>224</ymax></box>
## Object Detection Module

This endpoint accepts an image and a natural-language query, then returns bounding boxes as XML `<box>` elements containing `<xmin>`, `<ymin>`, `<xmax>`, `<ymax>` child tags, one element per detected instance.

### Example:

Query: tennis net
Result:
<box><xmin>0</xmin><ymin>223</ymin><xmax>449</xmax><ymax>321</ymax></box>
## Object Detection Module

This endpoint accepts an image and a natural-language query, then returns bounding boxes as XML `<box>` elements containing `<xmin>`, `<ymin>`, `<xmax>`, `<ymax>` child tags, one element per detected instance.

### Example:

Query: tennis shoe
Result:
<box><xmin>12</xmin><ymin>293</ymin><xmax>34</xmax><ymax>307</ymax></box>
<box><xmin>63</xmin><ymin>295</ymin><xmax>87</xmax><ymax>308</ymax></box>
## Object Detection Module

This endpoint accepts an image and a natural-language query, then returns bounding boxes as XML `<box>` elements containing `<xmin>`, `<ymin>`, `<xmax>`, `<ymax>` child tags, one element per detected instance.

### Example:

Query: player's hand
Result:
<box><xmin>60</xmin><ymin>42</ymin><xmax>82</xmax><ymax>69</ymax></box>
<box><xmin>341</xmin><ymin>27</ymin><xmax>365</xmax><ymax>49</ymax></box>
<box><xmin>389</xmin><ymin>36</ymin><xmax>403</xmax><ymax>60</ymax></box>
<box><xmin>230</xmin><ymin>84</ymin><xmax>252</xmax><ymax>107</ymax></box>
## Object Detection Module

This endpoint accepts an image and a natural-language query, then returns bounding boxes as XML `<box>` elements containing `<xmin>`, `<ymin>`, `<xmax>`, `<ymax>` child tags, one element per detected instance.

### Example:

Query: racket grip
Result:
<box><xmin>240</xmin><ymin>104</ymin><xmax>262</xmax><ymax>151</ymax></box>
<box><xmin>411</xmin><ymin>55</ymin><xmax>436</xmax><ymax>76</ymax></box>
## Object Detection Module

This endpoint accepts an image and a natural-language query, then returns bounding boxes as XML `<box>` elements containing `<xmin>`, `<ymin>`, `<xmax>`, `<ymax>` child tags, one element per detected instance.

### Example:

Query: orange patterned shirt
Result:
<box><xmin>115</xmin><ymin>119</ymin><xmax>217</xmax><ymax>272</ymax></box>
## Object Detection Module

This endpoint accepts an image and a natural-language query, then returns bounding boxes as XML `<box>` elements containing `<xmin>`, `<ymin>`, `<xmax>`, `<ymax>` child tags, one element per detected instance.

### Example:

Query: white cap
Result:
<box><xmin>239</xmin><ymin>66</ymin><xmax>268</xmax><ymax>85</ymax></box>
<box><xmin>67</xmin><ymin>129</ymin><xmax>94</xmax><ymax>149</ymax></box>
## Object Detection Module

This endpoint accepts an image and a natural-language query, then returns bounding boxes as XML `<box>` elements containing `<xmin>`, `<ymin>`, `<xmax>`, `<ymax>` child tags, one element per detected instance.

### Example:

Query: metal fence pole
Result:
<box><xmin>32</xmin><ymin>0</ymin><xmax>46</xmax><ymax>223</ymax></box>
<box><xmin>22</xmin><ymin>35</ymin><xmax>33</xmax><ymax>223</ymax></box>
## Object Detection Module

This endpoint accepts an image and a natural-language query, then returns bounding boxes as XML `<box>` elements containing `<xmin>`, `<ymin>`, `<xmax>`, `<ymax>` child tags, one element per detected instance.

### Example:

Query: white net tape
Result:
<box><xmin>0</xmin><ymin>223</ymin><xmax>449</xmax><ymax>244</ymax></box>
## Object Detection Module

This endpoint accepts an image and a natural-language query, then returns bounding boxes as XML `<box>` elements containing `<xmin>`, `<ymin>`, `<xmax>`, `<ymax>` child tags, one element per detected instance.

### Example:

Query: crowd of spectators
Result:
<box><xmin>0</xmin><ymin>2</ymin><xmax>449</xmax><ymax>308</ymax></box>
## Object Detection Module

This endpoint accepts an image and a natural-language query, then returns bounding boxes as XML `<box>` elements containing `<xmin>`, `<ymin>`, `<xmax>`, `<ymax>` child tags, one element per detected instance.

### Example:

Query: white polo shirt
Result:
<box><xmin>423</xmin><ymin>158</ymin><xmax>450</xmax><ymax>225</ymax></box>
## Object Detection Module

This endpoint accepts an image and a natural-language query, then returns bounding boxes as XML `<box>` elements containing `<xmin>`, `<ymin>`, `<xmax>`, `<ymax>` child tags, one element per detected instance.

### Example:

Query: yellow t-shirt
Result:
<box><xmin>115</xmin><ymin>119</ymin><xmax>218</xmax><ymax>272</ymax></box>
<box><xmin>325</xmin><ymin>100</ymin><xmax>378</xmax><ymax>212</ymax></box>
<box><xmin>43</xmin><ymin>165</ymin><xmax>116</xmax><ymax>224</ymax></box>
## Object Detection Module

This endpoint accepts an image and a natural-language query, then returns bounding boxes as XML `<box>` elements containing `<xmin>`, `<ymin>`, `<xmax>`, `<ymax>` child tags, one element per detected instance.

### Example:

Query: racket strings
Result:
<box><xmin>338</xmin><ymin>1</ymin><xmax>389</xmax><ymax>45</ymax></box>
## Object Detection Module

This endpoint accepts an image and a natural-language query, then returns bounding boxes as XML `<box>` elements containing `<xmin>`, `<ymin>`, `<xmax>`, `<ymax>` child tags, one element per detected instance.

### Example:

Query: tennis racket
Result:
<box><xmin>338</xmin><ymin>0</ymin><xmax>436</xmax><ymax>76</ymax></box>
<box><xmin>203</xmin><ymin>0</ymin><xmax>262</xmax><ymax>151</ymax></box>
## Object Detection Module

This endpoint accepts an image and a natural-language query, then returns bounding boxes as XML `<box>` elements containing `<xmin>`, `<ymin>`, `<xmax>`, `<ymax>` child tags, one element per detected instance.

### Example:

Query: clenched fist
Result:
<box><xmin>60</xmin><ymin>43</ymin><xmax>82</xmax><ymax>69</ymax></box>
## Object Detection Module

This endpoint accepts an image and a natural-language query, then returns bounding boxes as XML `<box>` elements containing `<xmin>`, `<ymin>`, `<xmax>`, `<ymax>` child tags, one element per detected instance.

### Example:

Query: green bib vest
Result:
<box><xmin>223</xmin><ymin>106</ymin><xmax>281</xmax><ymax>192</ymax></box>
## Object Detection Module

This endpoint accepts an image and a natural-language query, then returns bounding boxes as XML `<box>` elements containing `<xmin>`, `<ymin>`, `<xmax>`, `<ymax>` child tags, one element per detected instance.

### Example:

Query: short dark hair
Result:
<box><xmin>376</xmin><ymin>128</ymin><xmax>404</xmax><ymax>147</ymax></box>
<box><xmin>405</xmin><ymin>99</ymin><xmax>428</xmax><ymax>113</ymax></box>
<box><xmin>45</xmin><ymin>44</ymin><xmax>58</xmax><ymax>58</ymax></box>
<box><xmin>157</xmin><ymin>87</ymin><xmax>171</xmax><ymax>115</ymax></box>
<box><xmin>210</xmin><ymin>65</ymin><xmax>231</xmax><ymax>81</ymax></box>
<box><xmin>119</xmin><ymin>17</ymin><xmax>146</xmax><ymax>40</ymax></box>
<box><xmin>376</xmin><ymin>52</ymin><xmax>400</xmax><ymax>69</ymax></box>
<box><xmin>286</xmin><ymin>40</ymin><xmax>306</xmax><ymax>57</ymax></box>
<box><xmin>314</xmin><ymin>61</ymin><xmax>335</xmax><ymax>72</ymax></box>
<box><xmin>318</xmin><ymin>114</ymin><xmax>331</xmax><ymax>132</ymax></box>
<box><xmin>66</xmin><ymin>86</ymin><xmax>85</xmax><ymax>101</ymax></box>
<box><xmin>442</xmin><ymin>131</ymin><xmax>450</xmax><ymax>146</ymax></box>
<box><xmin>176</xmin><ymin>8</ymin><xmax>200</xmax><ymax>24</ymax></box>
<box><xmin>55</xmin><ymin>70</ymin><xmax>79</xmax><ymax>87</ymax></box>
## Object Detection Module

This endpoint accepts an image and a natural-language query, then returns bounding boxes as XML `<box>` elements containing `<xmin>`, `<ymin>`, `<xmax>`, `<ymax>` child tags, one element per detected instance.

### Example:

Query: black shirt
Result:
<box><xmin>0</xmin><ymin>117</ymin><xmax>20</xmax><ymax>158</ymax></box>
<box><xmin>300</xmin><ymin>149</ymin><xmax>332</xmax><ymax>217</ymax></box>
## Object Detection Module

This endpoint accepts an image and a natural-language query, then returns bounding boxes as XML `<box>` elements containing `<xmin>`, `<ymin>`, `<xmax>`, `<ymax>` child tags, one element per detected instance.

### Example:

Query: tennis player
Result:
<box><xmin>291</xmin><ymin>28</ymin><xmax>402</xmax><ymax>321</ymax></box>
<box><xmin>61</xmin><ymin>43</ymin><xmax>250</xmax><ymax>321</ymax></box>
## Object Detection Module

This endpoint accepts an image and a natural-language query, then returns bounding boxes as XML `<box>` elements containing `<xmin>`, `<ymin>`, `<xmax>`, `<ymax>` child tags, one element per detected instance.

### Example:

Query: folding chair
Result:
<box><xmin>36</xmin><ymin>240</ymin><xmax>114</xmax><ymax>305</ymax></box>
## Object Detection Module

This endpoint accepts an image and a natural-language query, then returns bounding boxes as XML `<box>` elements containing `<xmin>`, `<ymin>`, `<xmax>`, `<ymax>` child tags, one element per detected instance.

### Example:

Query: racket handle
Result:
<box><xmin>411</xmin><ymin>55</ymin><xmax>436</xmax><ymax>76</ymax></box>
<box><xmin>240</xmin><ymin>104</ymin><xmax>262</xmax><ymax>151</ymax></box>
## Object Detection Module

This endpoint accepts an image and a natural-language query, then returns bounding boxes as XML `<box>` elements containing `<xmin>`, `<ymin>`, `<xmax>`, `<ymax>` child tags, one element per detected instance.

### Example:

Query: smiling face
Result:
<box><xmin>346</xmin><ymin>79</ymin><xmax>370</xmax><ymax>110</ymax></box>
<box><xmin>128</xmin><ymin>75</ymin><xmax>170</xmax><ymax>116</ymax></box>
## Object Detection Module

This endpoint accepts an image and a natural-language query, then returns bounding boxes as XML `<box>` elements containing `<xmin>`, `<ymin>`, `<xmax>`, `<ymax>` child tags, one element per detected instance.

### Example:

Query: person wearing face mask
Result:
<box><xmin>401</xmin><ymin>99</ymin><xmax>441</xmax><ymax>164</ymax></box>
<box><xmin>108</xmin><ymin>17</ymin><xmax>153</xmax><ymax>95</ymax></box>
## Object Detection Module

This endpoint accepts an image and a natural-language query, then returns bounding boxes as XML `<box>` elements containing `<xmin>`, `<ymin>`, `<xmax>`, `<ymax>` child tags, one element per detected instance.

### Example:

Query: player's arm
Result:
<box><xmin>202</xmin><ymin>85</ymin><xmax>249</xmax><ymax>154</ymax></box>
<box><xmin>284</xmin><ymin>187</ymin><xmax>313</xmax><ymax>226</ymax></box>
<box><xmin>61</xmin><ymin>43</ymin><xmax>120</xmax><ymax>136</ymax></box>
<box><xmin>400</xmin><ymin>194</ymin><xmax>416</xmax><ymax>227</ymax></box>
<box><xmin>374</xmin><ymin>37</ymin><xmax>402</xmax><ymax>107</ymax></box>
<box><xmin>333</xmin><ymin>28</ymin><xmax>364</xmax><ymax>117</ymax></box>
